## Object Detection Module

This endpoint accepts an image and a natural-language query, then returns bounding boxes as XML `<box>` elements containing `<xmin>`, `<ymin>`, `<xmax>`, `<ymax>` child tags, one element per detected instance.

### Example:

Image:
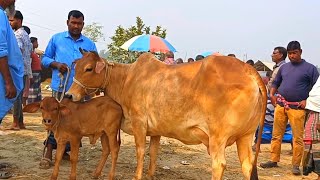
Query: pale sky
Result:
<box><xmin>15</xmin><ymin>0</ymin><xmax>320</xmax><ymax>66</ymax></box>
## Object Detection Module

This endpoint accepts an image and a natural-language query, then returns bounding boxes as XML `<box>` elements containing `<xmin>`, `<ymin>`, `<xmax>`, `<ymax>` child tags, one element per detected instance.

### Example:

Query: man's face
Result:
<box><xmin>4</xmin><ymin>0</ymin><xmax>15</xmax><ymax>17</ymax></box>
<box><xmin>288</xmin><ymin>49</ymin><xmax>302</xmax><ymax>63</ymax></box>
<box><xmin>9</xmin><ymin>17</ymin><xmax>20</xmax><ymax>30</ymax></box>
<box><xmin>32</xmin><ymin>40</ymin><xmax>38</xmax><ymax>49</ymax></box>
<box><xmin>271</xmin><ymin>49</ymin><xmax>283</xmax><ymax>63</ymax></box>
<box><xmin>67</xmin><ymin>16</ymin><xmax>84</xmax><ymax>36</ymax></box>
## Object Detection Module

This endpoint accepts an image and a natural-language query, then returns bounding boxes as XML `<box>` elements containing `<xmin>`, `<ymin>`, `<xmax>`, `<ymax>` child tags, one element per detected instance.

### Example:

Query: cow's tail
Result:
<box><xmin>117</xmin><ymin>129</ymin><xmax>121</xmax><ymax>146</ymax></box>
<box><xmin>249</xmin><ymin>67</ymin><xmax>267</xmax><ymax>180</ymax></box>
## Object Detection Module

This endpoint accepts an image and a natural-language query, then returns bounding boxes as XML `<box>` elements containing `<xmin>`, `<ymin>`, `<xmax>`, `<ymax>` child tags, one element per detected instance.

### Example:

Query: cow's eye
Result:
<box><xmin>85</xmin><ymin>68</ymin><xmax>93</xmax><ymax>72</ymax></box>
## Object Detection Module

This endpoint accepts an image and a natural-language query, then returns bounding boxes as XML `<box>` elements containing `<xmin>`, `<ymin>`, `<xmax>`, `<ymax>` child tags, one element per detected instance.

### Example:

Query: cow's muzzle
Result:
<box><xmin>43</xmin><ymin>119</ymin><xmax>52</xmax><ymax>125</ymax></box>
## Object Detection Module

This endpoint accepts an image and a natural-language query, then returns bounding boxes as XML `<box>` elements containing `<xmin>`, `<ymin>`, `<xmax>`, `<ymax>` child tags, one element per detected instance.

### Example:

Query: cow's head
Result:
<box><xmin>66</xmin><ymin>50</ymin><xmax>108</xmax><ymax>101</ymax></box>
<box><xmin>23</xmin><ymin>97</ymin><xmax>71</xmax><ymax>130</ymax></box>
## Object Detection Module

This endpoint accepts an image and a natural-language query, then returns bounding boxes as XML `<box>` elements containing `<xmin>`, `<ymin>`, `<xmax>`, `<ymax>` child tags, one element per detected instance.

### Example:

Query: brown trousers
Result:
<box><xmin>270</xmin><ymin>105</ymin><xmax>306</xmax><ymax>166</ymax></box>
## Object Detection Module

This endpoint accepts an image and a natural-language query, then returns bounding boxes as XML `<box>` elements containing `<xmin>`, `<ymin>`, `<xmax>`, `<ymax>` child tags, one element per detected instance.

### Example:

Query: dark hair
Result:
<box><xmin>23</xmin><ymin>26</ymin><xmax>30</xmax><ymax>35</ymax></box>
<box><xmin>195</xmin><ymin>55</ymin><xmax>204</xmax><ymax>61</ymax></box>
<box><xmin>68</xmin><ymin>10</ymin><xmax>84</xmax><ymax>20</ymax></box>
<box><xmin>274</xmin><ymin>46</ymin><xmax>287</xmax><ymax>60</ymax></box>
<box><xmin>14</xmin><ymin>10</ymin><xmax>23</xmax><ymax>22</ymax></box>
<box><xmin>266</xmin><ymin>71</ymin><xmax>272</xmax><ymax>78</ymax></box>
<box><xmin>246</xmin><ymin>59</ymin><xmax>254</xmax><ymax>66</ymax></box>
<box><xmin>287</xmin><ymin>41</ymin><xmax>301</xmax><ymax>51</ymax></box>
<box><xmin>165</xmin><ymin>51</ymin><xmax>174</xmax><ymax>58</ymax></box>
<box><xmin>30</xmin><ymin>37</ymin><xmax>37</xmax><ymax>43</ymax></box>
<box><xmin>227</xmin><ymin>54</ymin><xmax>236</xmax><ymax>57</ymax></box>
<box><xmin>187</xmin><ymin>58</ymin><xmax>194</xmax><ymax>62</ymax></box>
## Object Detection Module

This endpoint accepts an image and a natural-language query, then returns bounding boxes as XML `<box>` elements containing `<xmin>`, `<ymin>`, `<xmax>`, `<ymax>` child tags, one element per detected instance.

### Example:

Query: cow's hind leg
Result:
<box><xmin>93</xmin><ymin>133</ymin><xmax>110</xmax><ymax>178</ymax></box>
<box><xmin>209</xmin><ymin>137</ymin><xmax>227</xmax><ymax>180</ymax></box>
<box><xmin>236</xmin><ymin>134</ymin><xmax>255</xmax><ymax>180</ymax></box>
<box><xmin>191</xmin><ymin>128</ymin><xmax>209</xmax><ymax>154</ymax></box>
<box><xmin>147</xmin><ymin>136</ymin><xmax>161</xmax><ymax>179</ymax></box>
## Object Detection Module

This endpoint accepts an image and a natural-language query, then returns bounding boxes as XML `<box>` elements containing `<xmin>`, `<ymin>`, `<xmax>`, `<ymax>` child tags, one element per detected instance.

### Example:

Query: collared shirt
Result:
<box><xmin>0</xmin><ymin>7</ymin><xmax>24</xmax><ymax>119</ymax></box>
<box><xmin>14</xmin><ymin>27</ymin><xmax>33</xmax><ymax>78</ymax></box>
<box><xmin>267</xmin><ymin>60</ymin><xmax>286</xmax><ymax>91</ymax></box>
<box><xmin>42</xmin><ymin>31</ymin><xmax>97</xmax><ymax>92</ymax></box>
<box><xmin>272</xmin><ymin>59</ymin><xmax>319</xmax><ymax>102</ymax></box>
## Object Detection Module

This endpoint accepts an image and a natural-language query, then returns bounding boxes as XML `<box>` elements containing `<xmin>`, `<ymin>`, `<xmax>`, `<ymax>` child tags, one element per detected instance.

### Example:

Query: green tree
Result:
<box><xmin>83</xmin><ymin>22</ymin><xmax>104</xmax><ymax>42</ymax></box>
<box><xmin>107</xmin><ymin>17</ymin><xmax>167</xmax><ymax>63</ymax></box>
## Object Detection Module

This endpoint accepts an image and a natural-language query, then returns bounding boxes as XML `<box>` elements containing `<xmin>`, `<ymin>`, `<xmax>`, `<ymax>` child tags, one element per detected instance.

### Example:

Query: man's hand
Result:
<box><xmin>5</xmin><ymin>80</ymin><xmax>17</xmax><ymax>99</ymax></box>
<box><xmin>270</xmin><ymin>95</ymin><xmax>277</xmax><ymax>107</ymax></box>
<box><xmin>56</xmin><ymin>63</ymin><xmax>68</xmax><ymax>73</ymax></box>
<box><xmin>298</xmin><ymin>100</ymin><xmax>306</xmax><ymax>109</ymax></box>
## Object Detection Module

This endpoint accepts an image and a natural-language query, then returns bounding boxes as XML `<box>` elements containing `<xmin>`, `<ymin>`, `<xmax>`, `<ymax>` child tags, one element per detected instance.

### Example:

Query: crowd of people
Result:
<box><xmin>0</xmin><ymin>0</ymin><xmax>320</xmax><ymax>179</ymax></box>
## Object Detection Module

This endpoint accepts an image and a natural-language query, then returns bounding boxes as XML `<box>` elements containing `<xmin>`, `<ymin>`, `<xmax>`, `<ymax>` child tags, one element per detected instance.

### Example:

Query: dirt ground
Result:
<box><xmin>0</xmin><ymin>86</ymin><xmax>318</xmax><ymax>180</ymax></box>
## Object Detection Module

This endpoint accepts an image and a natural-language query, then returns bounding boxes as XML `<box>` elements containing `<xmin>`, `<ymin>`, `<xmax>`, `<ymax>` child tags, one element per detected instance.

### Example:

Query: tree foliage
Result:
<box><xmin>107</xmin><ymin>17</ymin><xmax>167</xmax><ymax>63</ymax></box>
<box><xmin>83</xmin><ymin>22</ymin><xmax>104</xmax><ymax>42</ymax></box>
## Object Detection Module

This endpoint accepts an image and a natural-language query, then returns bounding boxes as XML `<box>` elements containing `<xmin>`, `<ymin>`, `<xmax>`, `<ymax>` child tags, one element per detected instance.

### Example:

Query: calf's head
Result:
<box><xmin>23</xmin><ymin>97</ymin><xmax>71</xmax><ymax>130</ymax></box>
<box><xmin>66</xmin><ymin>50</ymin><xmax>107</xmax><ymax>102</ymax></box>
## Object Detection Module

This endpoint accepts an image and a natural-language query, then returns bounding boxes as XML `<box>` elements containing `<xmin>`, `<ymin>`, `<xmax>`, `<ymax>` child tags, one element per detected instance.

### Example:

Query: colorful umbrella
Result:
<box><xmin>121</xmin><ymin>34</ymin><xmax>177</xmax><ymax>53</ymax></box>
<box><xmin>200</xmin><ymin>51</ymin><xmax>223</xmax><ymax>57</ymax></box>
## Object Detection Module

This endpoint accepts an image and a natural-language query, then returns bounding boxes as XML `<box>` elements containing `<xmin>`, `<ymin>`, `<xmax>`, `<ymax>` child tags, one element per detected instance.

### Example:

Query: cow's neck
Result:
<box><xmin>104</xmin><ymin>62</ymin><xmax>131</xmax><ymax>104</ymax></box>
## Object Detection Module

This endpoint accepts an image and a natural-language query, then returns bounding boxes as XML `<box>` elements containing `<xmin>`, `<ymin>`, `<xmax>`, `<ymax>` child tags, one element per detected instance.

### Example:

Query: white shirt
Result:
<box><xmin>306</xmin><ymin>77</ymin><xmax>320</xmax><ymax>112</ymax></box>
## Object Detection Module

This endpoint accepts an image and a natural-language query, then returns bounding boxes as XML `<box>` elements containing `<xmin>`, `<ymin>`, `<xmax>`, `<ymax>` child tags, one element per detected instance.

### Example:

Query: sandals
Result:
<box><xmin>0</xmin><ymin>171</ymin><xmax>12</xmax><ymax>179</ymax></box>
<box><xmin>0</xmin><ymin>163</ymin><xmax>10</xmax><ymax>170</ymax></box>
<box><xmin>39</xmin><ymin>158</ymin><xmax>53</xmax><ymax>169</ymax></box>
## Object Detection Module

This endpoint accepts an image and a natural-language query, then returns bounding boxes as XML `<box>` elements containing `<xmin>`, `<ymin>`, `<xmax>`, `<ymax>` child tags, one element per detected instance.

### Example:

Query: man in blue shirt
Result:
<box><xmin>0</xmin><ymin>1</ymin><xmax>24</xmax><ymax>125</ymax></box>
<box><xmin>41</xmin><ymin>10</ymin><xmax>97</xmax><ymax>169</ymax></box>
<box><xmin>260</xmin><ymin>41</ymin><xmax>319</xmax><ymax>175</ymax></box>
<box><xmin>0</xmin><ymin>0</ymin><xmax>24</xmax><ymax>178</ymax></box>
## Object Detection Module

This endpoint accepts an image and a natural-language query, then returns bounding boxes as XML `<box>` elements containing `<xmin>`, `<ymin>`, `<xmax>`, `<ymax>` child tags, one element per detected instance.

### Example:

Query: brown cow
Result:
<box><xmin>23</xmin><ymin>96</ymin><xmax>122</xmax><ymax>180</ymax></box>
<box><xmin>66</xmin><ymin>52</ymin><xmax>267</xmax><ymax>180</ymax></box>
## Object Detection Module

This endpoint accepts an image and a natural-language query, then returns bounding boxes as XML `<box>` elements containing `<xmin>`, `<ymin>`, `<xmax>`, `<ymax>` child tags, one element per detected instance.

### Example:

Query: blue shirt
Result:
<box><xmin>0</xmin><ymin>7</ymin><xmax>24</xmax><ymax>119</ymax></box>
<box><xmin>272</xmin><ymin>59</ymin><xmax>319</xmax><ymax>102</ymax></box>
<box><xmin>42</xmin><ymin>31</ymin><xmax>97</xmax><ymax>92</ymax></box>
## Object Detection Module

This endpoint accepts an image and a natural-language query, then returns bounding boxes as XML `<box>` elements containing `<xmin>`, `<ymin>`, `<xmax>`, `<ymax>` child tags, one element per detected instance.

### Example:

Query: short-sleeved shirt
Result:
<box><xmin>42</xmin><ymin>31</ymin><xmax>97</xmax><ymax>92</ymax></box>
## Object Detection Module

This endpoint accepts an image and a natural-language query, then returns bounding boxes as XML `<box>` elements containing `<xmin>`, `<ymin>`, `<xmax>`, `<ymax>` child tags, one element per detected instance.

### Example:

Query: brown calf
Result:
<box><xmin>23</xmin><ymin>96</ymin><xmax>122</xmax><ymax>180</ymax></box>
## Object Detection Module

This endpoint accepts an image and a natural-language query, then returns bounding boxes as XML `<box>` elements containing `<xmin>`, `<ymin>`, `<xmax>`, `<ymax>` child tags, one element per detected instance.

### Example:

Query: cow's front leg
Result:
<box><xmin>69</xmin><ymin>138</ymin><xmax>81</xmax><ymax>180</ymax></box>
<box><xmin>132</xmin><ymin>118</ymin><xmax>147</xmax><ymax>180</ymax></box>
<box><xmin>51</xmin><ymin>141</ymin><xmax>67</xmax><ymax>180</ymax></box>
<box><xmin>209</xmin><ymin>137</ymin><xmax>227</xmax><ymax>180</ymax></box>
<box><xmin>147</xmin><ymin>136</ymin><xmax>161</xmax><ymax>179</ymax></box>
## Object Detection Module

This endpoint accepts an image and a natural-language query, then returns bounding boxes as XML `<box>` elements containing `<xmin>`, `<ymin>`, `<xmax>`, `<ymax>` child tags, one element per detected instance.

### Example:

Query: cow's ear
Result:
<box><xmin>23</xmin><ymin>102</ymin><xmax>40</xmax><ymax>113</ymax></box>
<box><xmin>95</xmin><ymin>60</ymin><xmax>106</xmax><ymax>74</ymax></box>
<box><xmin>59</xmin><ymin>106</ymin><xmax>71</xmax><ymax>116</ymax></box>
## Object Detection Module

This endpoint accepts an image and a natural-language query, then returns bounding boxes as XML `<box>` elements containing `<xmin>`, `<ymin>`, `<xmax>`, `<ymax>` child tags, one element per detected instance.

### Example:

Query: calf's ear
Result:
<box><xmin>59</xmin><ymin>105</ymin><xmax>72</xmax><ymax>117</ymax></box>
<box><xmin>23</xmin><ymin>102</ymin><xmax>40</xmax><ymax>113</ymax></box>
<box><xmin>95</xmin><ymin>60</ymin><xmax>106</xmax><ymax>74</ymax></box>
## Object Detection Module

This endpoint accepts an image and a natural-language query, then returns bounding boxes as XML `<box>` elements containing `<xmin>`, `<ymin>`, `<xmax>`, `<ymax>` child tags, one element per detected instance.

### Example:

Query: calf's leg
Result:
<box><xmin>69</xmin><ymin>139</ymin><xmax>81</xmax><ymax>180</ymax></box>
<box><xmin>147</xmin><ymin>136</ymin><xmax>161</xmax><ymax>179</ymax></box>
<box><xmin>236</xmin><ymin>134</ymin><xmax>255</xmax><ymax>180</ymax></box>
<box><xmin>108</xmin><ymin>132</ymin><xmax>120</xmax><ymax>180</ymax></box>
<box><xmin>51</xmin><ymin>142</ymin><xmax>67</xmax><ymax>180</ymax></box>
<box><xmin>93</xmin><ymin>134</ymin><xmax>110</xmax><ymax>178</ymax></box>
